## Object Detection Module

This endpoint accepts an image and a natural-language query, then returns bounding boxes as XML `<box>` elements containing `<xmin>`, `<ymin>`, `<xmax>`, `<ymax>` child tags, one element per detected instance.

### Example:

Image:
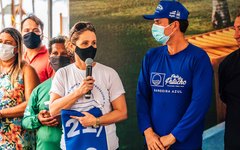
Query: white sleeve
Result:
<box><xmin>108</xmin><ymin>69</ymin><xmax>125</xmax><ymax>102</ymax></box>
<box><xmin>50</xmin><ymin>68</ymin><xmax>65</xmax><ymax>97</ymax></box>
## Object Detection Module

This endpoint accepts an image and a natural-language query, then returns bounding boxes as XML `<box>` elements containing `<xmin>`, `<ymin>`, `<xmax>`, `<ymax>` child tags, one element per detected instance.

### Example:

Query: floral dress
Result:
<box><xmin>0</xmin><ymin>72</ymin><xmax>35</xmax><ymax>150</ymax></box>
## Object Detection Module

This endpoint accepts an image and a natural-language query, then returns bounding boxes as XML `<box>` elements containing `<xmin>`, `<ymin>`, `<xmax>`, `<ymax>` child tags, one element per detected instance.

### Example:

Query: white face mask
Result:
<box><xmin>0</xmin><ymin>43</ymin><xmax>16</xmax><ymax>61</ymax></box>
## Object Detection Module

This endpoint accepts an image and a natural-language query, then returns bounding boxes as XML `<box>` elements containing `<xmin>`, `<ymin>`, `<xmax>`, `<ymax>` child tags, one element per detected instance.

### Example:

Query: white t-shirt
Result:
<box><xmin>50</xmin><ymin>63</ymin><xmax>125</xmax><ymax>150</ymax></box>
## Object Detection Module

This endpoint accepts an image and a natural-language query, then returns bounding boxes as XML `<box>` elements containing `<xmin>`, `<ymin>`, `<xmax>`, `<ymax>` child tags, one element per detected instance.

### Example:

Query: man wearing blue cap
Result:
<box><xmin>136</xmin><ymin>1</ymin><xmax>213</xmax><ymax>149</ymax></box>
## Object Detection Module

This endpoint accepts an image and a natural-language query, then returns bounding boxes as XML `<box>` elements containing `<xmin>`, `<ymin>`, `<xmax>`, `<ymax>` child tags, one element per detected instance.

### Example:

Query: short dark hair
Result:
<box><xmin>48</xmin><ymin>36</ymin><xmax>67</xmax><ymax>54</ymax></box>
<box><xmin>21</xmin><ymin>14</ymin><xmax>44</xmax><ymax>31</ymax></box>
<box><xmin>168</xmin><ymin>19</ymin><xmax>189</xmax><ymax>33</ymax></box>
<box><xmin>69</xmin><ymin>21</ymin><xmax>96</xmax><ymax>44</ymax></box>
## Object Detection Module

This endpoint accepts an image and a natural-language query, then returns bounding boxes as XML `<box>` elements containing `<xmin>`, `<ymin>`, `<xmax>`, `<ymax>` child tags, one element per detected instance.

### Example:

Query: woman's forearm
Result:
<box><xmin>49</xmin><ymin>92</ymin><xmax>82</xmax><ymax>116</ymax></box>
<box><xmin>98</xmin><ymin>109</ymin><xmax>127</xmax><ymax>126</ymax></box>
<box><xmin>0</xmin><ymin>101</ymin><xmax>27</xmax><ymax>118</ymax></box>
<box><xmin>99</xmin><ymin>95</ymin><xmax>127</xmax><ymax>126</ymax></box>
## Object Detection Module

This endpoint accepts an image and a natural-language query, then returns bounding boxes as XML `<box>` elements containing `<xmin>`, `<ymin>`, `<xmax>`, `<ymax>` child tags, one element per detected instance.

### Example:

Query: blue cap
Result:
<box><xmin>143</xmin><ymin>1</ymin><xmax>189</xmax><ymax>20</ymax></box>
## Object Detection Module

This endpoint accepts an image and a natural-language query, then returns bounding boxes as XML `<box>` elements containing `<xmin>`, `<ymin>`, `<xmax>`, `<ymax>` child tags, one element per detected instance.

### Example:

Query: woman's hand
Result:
<box><xmin>76</xmin><ymin>76</ymin><xmax>95</xmax><ymax>96</ymax></box>
<box><xmin>49</xmin><ymin>76</ymin><xmax>95</xmax><ymax>116</ymax></box>
<box><xmin>71</xmin><ymin>112</ymin><xmax>96</xmax><ymax>127</ymax></box>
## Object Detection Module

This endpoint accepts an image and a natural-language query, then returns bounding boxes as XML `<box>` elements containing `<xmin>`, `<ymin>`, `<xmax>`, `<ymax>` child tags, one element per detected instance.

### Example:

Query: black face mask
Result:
<box><xmin>75</xmin><ymin>45</ymin><xmax>96</xmax><ymax>62</ymax></box>
<box><xmin>23</xmin><ymin>32</ymin><xmax>41</xmax><ymax>49</ymax></box>
<box><xmin>49</xmin><ymin>56</ymin><xmax>71</xmax><ymax>72</ymax></box>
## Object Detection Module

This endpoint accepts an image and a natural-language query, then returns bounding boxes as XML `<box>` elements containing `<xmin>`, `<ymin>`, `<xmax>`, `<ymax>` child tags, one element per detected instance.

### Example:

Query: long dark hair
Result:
<box><xmin>0</xmin><ymin>27</ymin><xmax>24</xmax><ymax>84</ymax></box>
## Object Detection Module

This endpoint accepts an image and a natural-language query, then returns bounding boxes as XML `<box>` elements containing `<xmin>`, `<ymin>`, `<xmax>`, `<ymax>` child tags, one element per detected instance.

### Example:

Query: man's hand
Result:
<box><xmin>38</xmin><ymin>110</ymin><xmax>59</xmax><ymax>126</ymax></box>
<box><xmin>144</xmin><ymin>128</ymin><xmax>165</xmax><ymax>150</ymax></box>
<box><xmin>159</xmin><ymin>133</ymin><xmax>176</xmax><ymax>149</ymax></box>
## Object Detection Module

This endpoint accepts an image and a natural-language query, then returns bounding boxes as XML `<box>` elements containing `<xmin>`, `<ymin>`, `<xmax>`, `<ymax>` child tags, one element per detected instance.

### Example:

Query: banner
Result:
<box><xmin>61</xmin><ymin>107</ymin><xmax>107</xmax><ymax>150</ymax></box>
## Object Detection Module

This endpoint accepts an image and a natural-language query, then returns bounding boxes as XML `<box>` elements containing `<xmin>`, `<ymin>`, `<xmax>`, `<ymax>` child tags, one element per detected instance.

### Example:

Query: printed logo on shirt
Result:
<box><xmin>151</xmin><ymin>73</ymin><xmax>187</xmax><ymax>89</ymax></box>
<box><xmin>150</xmin><ymin>72</ymin><xmax>166</xmax><ymax>87</ymax></box>
<box><xmin>67</xmin><ymin>83</ymin><xmax>106</xmax><ymax>112</ymax></box>
<box><xmin>165</xmin><ymin>74</ymin><xmax>186</xmax><ymax>87</ymax></box>
<box><xmin>151</xmin><ymin>73</ymin><xmax>186</xmax><ymax>94</ymax></box>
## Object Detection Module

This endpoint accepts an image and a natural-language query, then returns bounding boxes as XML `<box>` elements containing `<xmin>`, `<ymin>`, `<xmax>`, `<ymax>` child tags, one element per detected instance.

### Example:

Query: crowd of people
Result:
<box><xmin>0</xmin><ymin>0</ymin><xmax>239</xmax><ymax>150</ymax></box>
<box><xmin>0</xmin><ymin>13</ymin><xmax>127</xmax><ymax>150</ymax></box>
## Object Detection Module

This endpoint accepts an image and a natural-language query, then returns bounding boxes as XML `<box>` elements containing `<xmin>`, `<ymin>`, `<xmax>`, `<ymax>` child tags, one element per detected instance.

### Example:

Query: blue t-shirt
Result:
<box><xmin>136</xmin><ymin>44</ymin><xmax>213</xmax><ymax>149</ymax></box>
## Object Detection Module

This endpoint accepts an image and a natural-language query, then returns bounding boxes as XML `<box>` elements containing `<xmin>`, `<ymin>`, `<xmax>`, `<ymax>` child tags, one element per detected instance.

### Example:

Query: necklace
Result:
<box><xmin>0</xmin><ymin>64</ymin><xmax>14</xmax><ymax>77</ymax></box>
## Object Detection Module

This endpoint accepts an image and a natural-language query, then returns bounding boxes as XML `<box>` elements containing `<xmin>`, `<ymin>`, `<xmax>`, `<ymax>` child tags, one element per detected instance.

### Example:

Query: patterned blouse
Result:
<box><xmin>0</xmin><ymin>72</ymin><xmax>35</xmax><ymax>150</ymax></box>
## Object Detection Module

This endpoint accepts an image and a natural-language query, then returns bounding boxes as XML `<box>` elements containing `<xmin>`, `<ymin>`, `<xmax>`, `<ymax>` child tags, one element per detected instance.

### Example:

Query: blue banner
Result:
<box><xmin>61</xmin><ymin>107</ymin><xmax>107</xmax><ymax>150</ymax></box>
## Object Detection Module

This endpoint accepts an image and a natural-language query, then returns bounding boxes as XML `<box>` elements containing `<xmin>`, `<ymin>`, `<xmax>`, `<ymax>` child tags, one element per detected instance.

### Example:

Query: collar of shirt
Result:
<box><xmin>23</xmin><ymin>46</ymin><xmax>48</xmax><ymax>63</ymax></box>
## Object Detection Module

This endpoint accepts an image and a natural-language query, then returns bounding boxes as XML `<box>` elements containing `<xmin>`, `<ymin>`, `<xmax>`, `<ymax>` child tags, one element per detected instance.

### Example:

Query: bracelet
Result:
<box><xmin>96</xmin><ymin>117</ymin><xmax>100</xmax><ymax>126</ymax></box>
<box><xmin>93</xmin><ymin>117</ymin><xmax>100</xmax><ymax>128</ymax></box>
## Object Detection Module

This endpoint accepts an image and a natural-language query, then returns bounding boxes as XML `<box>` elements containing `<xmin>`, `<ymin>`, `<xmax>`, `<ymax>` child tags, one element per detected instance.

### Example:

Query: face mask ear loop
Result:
<box><xmin>168</xmin><ymin>29</ymin><xmax>176</xmax><ymax>38</ymax></box>
<box><xmin>155</xmin><ymin>22</ymin><xmax>173</xmax><ymax>35</ymax></box>
<box><xmin>166</xmin><ymin>22</ymin><xmax>176</xmax><ymax>37</ymax></box>
<box><xmin>71</xmin><ymin>43</ymin><xmax>77</xmax><ymax>53</ymax></box>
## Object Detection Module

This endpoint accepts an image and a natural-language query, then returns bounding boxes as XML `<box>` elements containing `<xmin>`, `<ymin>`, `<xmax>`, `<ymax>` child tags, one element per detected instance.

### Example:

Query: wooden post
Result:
<box><xmin>11</xmin><ymin>0</ymin><xmax>15</xmax><ymax>27</ymax></box>
<box><xmin>48</xmin><ymin>0</ymin><xmax>52</xmax><ymax>39</ymax></box>
<box><xmin>19</xmin><ymin>0</ymin><xmax>23</xmax><ymax>29</ymax></box>
<box><xmin>32</xmin><ymin>0</ymin><xmax>35</xmax><ymax>13</ymax></box>
<box><xmin>60</xmin><ymin>13</ymin><xmax>63</xmax><ymax>35</ymax></box>
<box><xmin>0</xmin><ymin>0</ymin><xmax>5</xmax><ymax>28</ymax></box>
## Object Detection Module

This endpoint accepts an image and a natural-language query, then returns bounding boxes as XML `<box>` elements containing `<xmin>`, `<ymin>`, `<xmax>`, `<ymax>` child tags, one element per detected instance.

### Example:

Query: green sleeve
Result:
<box><xmin>22</xmin><ymin>88</ymin><xmax>42</xmax><ymax>130</ymax></box>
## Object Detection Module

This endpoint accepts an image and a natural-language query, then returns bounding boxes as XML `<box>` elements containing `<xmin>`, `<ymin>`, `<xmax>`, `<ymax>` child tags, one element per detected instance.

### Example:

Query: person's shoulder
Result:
<box><xmin>41</xmin><ymin>78</ymin><xmax>52</xmax><ymax>85</ymax></box>
<box><xmin>146</xmin><ymin>45</ymin><xmax>166</xmax><ymax>56</ymax></box>
<box><xmin>187</xmin><ymin>43</ymin><xmax>209</xmax><ymax>59</ymax></box>
<box><xmin>33</xmin><ymin>78</ymin><xmax>52</xmax><ymax>93</ymax></box>
<box><xmin>22</xmin><ymin>62</ymin><xmax>35</xmax><ymax>73</ymax></box>
<box><xmin>95</xmin><ymin>63</ymin><xmax>115</xmax><ymax>72</ymax></box>
<box><xmin>95</xmin><ymin>63</ymin><xmax>120</xmax><ymax>80</ymax></box>
<box><xmin>144</xmin><ymin>46</ymin><xmax>166</xmax><ymax>61</ymax></box>
<box><xmin>95</xmin><ymin>63</ymin><xmax>120</xmax><ymax>77</ymax></box>
<box><xmin>21</xmin><ymin>62</ymin><xmax>40</xmax><ymax>81</ymax></box>
<box><xmin>220</xmin><ymin>48</ymin><xmax>240</xmax><ymax>66</ymax></box>
<box><xmin>40</xmin><ymin>45</ymin><xmax>48</xmax><ymax>52</ymax></box>
<box><xmin>57</xmin><ymin>63</ymin><xmax>74</xmax><ymax>73</ymax></box>
<box><xmin>188</xmin><ymin>44</ymin><xmax>207</xmax><ymax>54</ymax></box>
<box><xmin>54</xmin><ymin>64</ymin><xmax>75</xmax><ymax>78</ymax></box>
<box><xmin>224</xmin><ymin>48</ymin><xmax>240</xmax><ymax>61</ymax></box>
<box><xmin>35</xmin><ymin>45</ymin><xmax>48</xmax><ymax>55</ymax></box>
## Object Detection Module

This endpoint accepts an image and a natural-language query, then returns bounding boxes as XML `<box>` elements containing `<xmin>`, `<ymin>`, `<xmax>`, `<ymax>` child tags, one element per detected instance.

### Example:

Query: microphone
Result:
<box><xmin>85</xmin><ymin>58</ymin><xmax>93</xmax><ymax>99</ymax></box>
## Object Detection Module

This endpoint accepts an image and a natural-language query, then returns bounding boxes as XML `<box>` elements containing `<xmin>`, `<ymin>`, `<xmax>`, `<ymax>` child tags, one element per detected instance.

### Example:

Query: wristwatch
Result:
<box><xmin>93</xmin><ymin>117</ymin><xmax>100</xmax><ymax>128</ymax></box>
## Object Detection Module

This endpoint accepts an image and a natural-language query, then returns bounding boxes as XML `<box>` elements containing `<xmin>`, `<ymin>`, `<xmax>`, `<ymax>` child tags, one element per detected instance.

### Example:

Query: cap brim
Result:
<box><xmin>143</xmin><ymin>14</ymin><xmax>156</xmax><ymax>20</ymax></box>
